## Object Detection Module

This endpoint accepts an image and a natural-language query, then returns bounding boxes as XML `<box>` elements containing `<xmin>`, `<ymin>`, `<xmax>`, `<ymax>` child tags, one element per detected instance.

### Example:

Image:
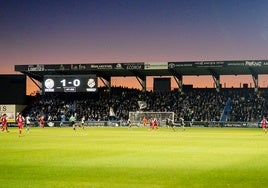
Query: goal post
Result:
<box><xmin>129</xmin><ymin>111</ymin><xmax>174</xmax><ymax>126</ymax></box>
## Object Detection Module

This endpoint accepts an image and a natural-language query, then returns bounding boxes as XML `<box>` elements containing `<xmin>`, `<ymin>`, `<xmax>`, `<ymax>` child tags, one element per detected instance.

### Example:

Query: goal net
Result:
<box><xmin>129</xmin><ymin>111</ymin><xmax>174</xmax><ymax>126</ymax></box>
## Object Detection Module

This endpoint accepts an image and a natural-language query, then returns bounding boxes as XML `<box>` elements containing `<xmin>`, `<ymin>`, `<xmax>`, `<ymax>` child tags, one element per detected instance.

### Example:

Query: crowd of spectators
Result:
<box><xmin>23</xmin><ymin>87</ymin><xmax>268</xmax><ymax>124</ymax></box>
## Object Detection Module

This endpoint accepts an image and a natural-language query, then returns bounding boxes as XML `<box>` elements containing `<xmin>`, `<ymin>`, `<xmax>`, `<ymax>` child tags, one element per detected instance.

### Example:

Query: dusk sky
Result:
<box><xmin>1</xmin><ymin>0</ymin><xmax>268</xmax><ymax>93</ymax></box>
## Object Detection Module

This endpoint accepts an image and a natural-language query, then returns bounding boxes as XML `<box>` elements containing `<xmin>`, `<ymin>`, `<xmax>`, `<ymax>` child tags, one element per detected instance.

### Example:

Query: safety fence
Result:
<box><xmin>6</xmin><ymin>120</ymin><xmax>260</xmax><ymax>128</ymax></box>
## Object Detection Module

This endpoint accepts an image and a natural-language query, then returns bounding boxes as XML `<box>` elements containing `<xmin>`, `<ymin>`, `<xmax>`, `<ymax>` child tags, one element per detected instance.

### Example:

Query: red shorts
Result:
<box><xmin>262</xmin><ymin>125</ymin><xmax>266</xmax><ymax>128</ymax></box>
<box><xmin>18</xmin><ymin>123</ymin><xmax>23</xmax><ymax>129</ymax></box>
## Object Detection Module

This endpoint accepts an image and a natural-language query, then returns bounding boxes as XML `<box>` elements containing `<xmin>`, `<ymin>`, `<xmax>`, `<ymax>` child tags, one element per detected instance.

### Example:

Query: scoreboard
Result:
<box><xmin>43</xmin><ymin>75</ymin><xmax>97</xmax><ymax>93</ymax></box>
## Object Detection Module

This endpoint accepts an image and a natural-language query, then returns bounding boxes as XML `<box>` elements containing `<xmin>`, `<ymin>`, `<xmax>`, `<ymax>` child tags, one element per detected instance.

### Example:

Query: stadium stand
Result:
<box><xmin>15</xmin><ymin>61</ymin><xmax>268</xmax><ymax>127</ymax></box>
<box><xmin>22</xmin><ymin>87</ymin><xmax>268</xmax><ymax>127</ymax></box>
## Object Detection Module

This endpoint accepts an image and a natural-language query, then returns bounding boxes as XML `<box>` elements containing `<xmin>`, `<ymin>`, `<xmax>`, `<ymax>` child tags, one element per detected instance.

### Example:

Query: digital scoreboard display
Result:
<box><xmin>43</xmin><ymin>75</ymin><xmax>97</xmax><ymax>93</ymax></box>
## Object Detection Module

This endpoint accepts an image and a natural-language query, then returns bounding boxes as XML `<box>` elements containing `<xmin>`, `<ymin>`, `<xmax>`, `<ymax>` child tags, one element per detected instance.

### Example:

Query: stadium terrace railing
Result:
<box><xmin>6</xmin><ymin>120</ymin><xmax>260</xmax><ymax>128</ymax></box>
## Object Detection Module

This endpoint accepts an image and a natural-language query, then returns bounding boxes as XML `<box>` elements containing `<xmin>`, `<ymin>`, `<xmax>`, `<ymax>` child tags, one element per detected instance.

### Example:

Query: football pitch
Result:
<box><xmin>0</xmin><ymin>126</ymin><xmax>268</xmax><ymax>188</ymax></box>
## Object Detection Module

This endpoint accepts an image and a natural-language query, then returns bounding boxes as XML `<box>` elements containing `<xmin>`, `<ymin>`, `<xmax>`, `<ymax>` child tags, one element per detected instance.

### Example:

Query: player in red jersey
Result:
<box><xmin>153</xmin><ymin>118</ymin><xmax>159</xmax><ymax>130</ymax></box>
<box><xmin>1</xmin><ymin>114</ymin><xmax>8</xmax><ymax>132</ymax></box>
<box><xmin>149</xmin><ymin>118</ymin><xmax>154</xmax><ymax>130</ymax></box>
<box><xmin>261</xmin><ymin>117</ymin><xmax>268</xmax><ymax>134</ymax></box>
<box><xmin>16</xmin><ymin>113</ymin><xmax>25</xmax><ymax>136</ymax></box>
<box><xmin>39</xmin><ymin>115</ymin><xmax>45</xmax><ymax>128</ymax></box>
<box><xmin>149</xmin><ymin>118</ymin><xmax>159</xmax><ymax>130</ymax></box>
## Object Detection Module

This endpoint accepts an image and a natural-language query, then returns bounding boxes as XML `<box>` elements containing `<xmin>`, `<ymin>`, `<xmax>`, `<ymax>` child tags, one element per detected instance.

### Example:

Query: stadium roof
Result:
<box><xmin>15</xmin><ymin>60</ymin><xmax>268</xmax><ymax>82</ymax></box>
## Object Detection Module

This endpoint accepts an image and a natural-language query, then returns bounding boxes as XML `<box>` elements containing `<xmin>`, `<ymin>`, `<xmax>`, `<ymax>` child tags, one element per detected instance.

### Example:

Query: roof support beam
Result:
<box><xmin>135</xmin><ymin>76</ymin><xmax>146</xmax><ymax>92</ymax></box>
<box><xmin>99</xmin><ymin>76</ymin><xmax>111</xmax><ymax>92</ymax></box>
<box><xmin>252</xmin><ymin>74</ymin><xmax>258</xmax><ymax>93</ymax></box>
<box><xmin>29</xmin><ymin>76</ymin><xmax>41</xmax><ymax>90</ymax></box>
<box><xmin>169</xmin><ymin>69</ymin><xmax>183</xmax><ymax>92</ymax></box>
<box><xmin>173</xmin><ymin>75</ymin><xmax>183</xmax><ymax>93</ymax></box>
<box><xmin>127</xmin><ymin>70</ymin><xmax>146</xmax><ymax>92</ymax></box>
<box><xmin>248</xmin><ymin>67</ymin><xmax>258</xmax><ymax>93</ymax></box>
<box><xmin>212</xmin><ymin>75</ymin><xmax>220</xmax><ymax>92</ymax></box>
<box><xmin>209</xmin><ymin>68</ymin><xmax>220</xmax><ymax>92</ymax></box>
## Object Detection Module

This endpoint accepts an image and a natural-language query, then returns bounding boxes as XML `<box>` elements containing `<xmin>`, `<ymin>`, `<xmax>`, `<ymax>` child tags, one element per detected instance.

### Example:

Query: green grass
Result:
<box><xmin>0</xmin><ymin>126</ymin><xmax>268</xmax><ymax>188</ymax></box>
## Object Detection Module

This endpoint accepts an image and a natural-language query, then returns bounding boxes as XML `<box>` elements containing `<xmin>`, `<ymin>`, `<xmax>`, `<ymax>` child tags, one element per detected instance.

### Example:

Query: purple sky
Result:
<box><xmin>1</xmin><ymin>0</ymin><xmax>268</xmax><ymax>91</ymax></box>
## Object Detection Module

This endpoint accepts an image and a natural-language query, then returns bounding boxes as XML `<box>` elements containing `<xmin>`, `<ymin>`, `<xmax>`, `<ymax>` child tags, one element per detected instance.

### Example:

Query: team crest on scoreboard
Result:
<box><xmin>87</xmin><ymin>78</ymin><xmax>96</xmax><ymax>88</ymax></box>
